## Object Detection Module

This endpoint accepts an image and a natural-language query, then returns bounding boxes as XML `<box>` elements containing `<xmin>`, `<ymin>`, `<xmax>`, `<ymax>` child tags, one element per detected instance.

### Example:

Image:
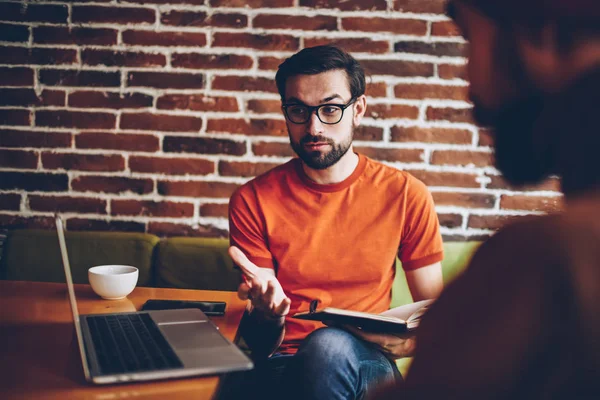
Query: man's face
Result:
<box><xmin>282</xmin><ymin>70</ymin><xmax>364</xmax><ymax>170</ymax></box>
<box><xmin>452</xmin><ymin>2</ymin><xmax>551</xmax><ymax>185</ymax></box>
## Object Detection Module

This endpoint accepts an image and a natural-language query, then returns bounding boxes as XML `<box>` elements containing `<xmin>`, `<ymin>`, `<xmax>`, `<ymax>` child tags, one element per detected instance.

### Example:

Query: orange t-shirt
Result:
<box><xmin>229</xmin><ymin>153</ymin><xmax>443</xmax><ymax>354</ymax></box>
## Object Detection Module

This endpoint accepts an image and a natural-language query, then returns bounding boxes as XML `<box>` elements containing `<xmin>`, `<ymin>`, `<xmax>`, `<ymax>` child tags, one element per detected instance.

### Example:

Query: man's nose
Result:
<box><xmin>306</xmin><ymin>110</ymin><xmax>324</xmax><ymax>136</ymax></box>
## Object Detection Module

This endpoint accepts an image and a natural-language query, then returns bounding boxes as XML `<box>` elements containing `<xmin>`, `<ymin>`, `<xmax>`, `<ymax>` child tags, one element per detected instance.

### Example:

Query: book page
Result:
<box><xmin>379</xmin><ymin>299</ymin><xmax>435</xmax><ymax>322</ymax></box>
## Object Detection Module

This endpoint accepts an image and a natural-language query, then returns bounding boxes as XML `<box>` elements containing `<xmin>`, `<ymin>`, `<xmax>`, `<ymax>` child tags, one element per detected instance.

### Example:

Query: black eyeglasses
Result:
<box><xmin>282</xmin><ymin>98</ymin><xmax>356</xmax><ymax>125</ymax></box>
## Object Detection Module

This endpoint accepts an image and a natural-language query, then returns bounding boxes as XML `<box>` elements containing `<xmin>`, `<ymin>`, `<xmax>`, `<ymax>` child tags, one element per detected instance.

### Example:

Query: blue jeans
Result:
<box><xmin>219</xmin><ymin>327</ymin><xmax>401</xmax><ymax>400</ymax></box>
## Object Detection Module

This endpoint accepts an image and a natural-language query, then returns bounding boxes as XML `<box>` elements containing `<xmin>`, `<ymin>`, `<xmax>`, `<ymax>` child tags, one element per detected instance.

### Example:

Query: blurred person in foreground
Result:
<box><xmin>377</xmin><ymin>0</ymin><xmax>600</xmax><ymax>398</ymax></box>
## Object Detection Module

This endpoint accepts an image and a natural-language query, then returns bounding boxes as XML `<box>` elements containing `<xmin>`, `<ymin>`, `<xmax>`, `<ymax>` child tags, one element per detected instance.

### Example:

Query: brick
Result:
<box><xmin>42</xmin><ymin>153</ymin><xmax>125</xmax><ymax>172</ymax></box>
<box><xmin>157</xmin><ymin>95</ymin><xmax>238</xmax><ymax>112</ymax></box>
<box><xmin>0</xmin><ymin>109</ymin><xmax>30</xmax><ymax>126</ymax></box>
<box><xmin>0</xmin><ymin>89</ymin><xmax>65</xmax><ymax>107</ymax></box>
<box><xmin>438</xmin><ymin>63</ymin><xmax>467</xmax><ymax>80</ymax></box>
<box><xmin>148</xmin><ymin>222</ymin><xmax>227</xmax><ymax>238</ymax></box>
<box><xmin>254</xmin><ymin>14</ymin><xmax>337</xmax><ymax>31</ymax></box>
<box><xmin>120</xmin><ymin>113</ymin><xmax>203</xmax><ymax>132</ymax></box>
<box><xmin>300</xmin><ymin>0</ymin><xmax>386</xmax><ymax>11</ymax></box>
<box><xmin>431</xmin><ymin>150</ymin><xmax>493</xmax><ymax>168</ymax></box>
<box><xmin>0</xmin><ymin>172</ymin><xmax>68</xmax><ymax>191</ymax></box>
<box><xmin>72</xmin><ymin>176</ymin><xmax>153</xmax><ymax>194</ymax></box>
<box><xmin>354</xmin><ymin>125</ymin><xmax>384</xmax><ymax>141</ymax></box>
<box><xmin>122</xmin><ymin>30</ymin><xmax>207</xmax><ymax>48</ymax></box>
<box><xmin>443</xmin><ymin>233</ymin><xmax>492</xmax><ymax>242</ymax></box>
<box><xmin>432</xmin><ymin>192</ymin><xmax>496</xmax><ymax>209</ymax></box>
<box><xmin>365</xmin><ymin>104</ymin><xmax>419</xmax><ymax>120</ymax></box>
<box><xmin>426</xmin><ymin>107</ymin><xmax>474</xmax><ymax>124</ymax></box>
<box><xmin>394</xmin><ymin>41</ymin><xmax>466</xmax><ymax>57</ymax></box>
<box><xmin>68</xmin><ymin>91</ymin><xmax>153</xmax><ymax>109</ymax></box>
<box><xmin>258</xmin><ymin>56</ymin><xmax>285</xmax><ymax>71</ymax></box>
<box><xmin>487</xmin><ymin>175</ymin><xmax>562</xmax><ymax>192</ymax></box>
<box><xmin>468</xmin><ymin>215</ymin><xmax>518</xmax><ymax>230</ymax></box>
<box><xmin>28</xmin><ymin>195</ymin><xmax>107</xmax><ymax>214</ymax></box>
<box><xmin>161</xmin><ymin>11</ymin><xmax>247</xmax><ymax>28</ymax></box>
<box><xmin>218</xmin><ymin>161</ymin><xmax>279</xmax><ymax>177</ymax></box>
<box><xmin>163</xmin><ymin>136</ymin><xmax>246</xmax><ymax>156</ymax></box>
<box><xmin>0</xmin><ymin>129</ymin><xmax>72</xmax><ymax>148</ymax></box>
<box><xmin>158</xmin><ymin>180</ymin><xmax>239</xmax><ymax>198</ymax></box>
<box><xmin>40</xmin><ymin>70</ymin><xmax>120</xmax><ymax>87</ymax></box>
<box><xmin>0</xmin><ymin>3</ymin><xmax>68</xmax><ymax>23</ymax></box>
<box><xmin>342</xmin><ymin>18</ymin><xmax>427</xmax><ymax>35</ymax></box>
<box><xmin>366</xmin><ymin>82</ymin><xmax>387</xmax><ymax>98</ymax></box>
<box><xmin>393</xmin><ymin>0</ymin><xmax>446</xmax><ymax>14</ymax></box>
<box><xmin>211</xmin><ymin>0</ymin><xmax>293</xmax><ymax>6</ymax></box>
<box><xmin>394</xmin><ymin>83</ymin><xmax>469</xmax><ymax>101</ymax></box>
<box><xmin>82</xmin><ymin>50</ymin><xmax>166</xmax><ymax>67</ymax></box>
<box><xmin>354</xmin><ymin>147</ymin><xmax>423</xmax><ymax>163</ymax></box>
<box><xmin>207</xmin><ymin>118</ymin><xmax>287</xmax><ymax>136</ymax></box>
<box><xmin>213</xmin><ymin>33</ymin><xmax>299</xmax><ymax>51</ymax></box>
<box><xmin>432</xmin><ymin>21</ymin><xmax>461</xmax><ymax>37</ymax></box>
<box><xmin>33</xmin><ymin>27</ymin><xmax>118</xmax><ymax>45</ymax></box>
<box><xmin>36</xmin><ymin>111</ymin><xmax>116</xmax><ymax>129</ymax></box>
<box><xmin>212</xmin><ymin>76</ymin><xmax>276</xmax><ymax>93</ymax></box>
<box><xmin>252</xmin><ymin>141</ymin><xmax>294</xmax><ymax>157</ymax></box>
<box><xmin>0</xmin><ymin>23</ymin><xmax>29</xmax><ymax>42</ymax></box>
<box><xmin>0</xmin><ymin>215</ymin><xmax>54</xmax><ymax>230</ymax></box>
<box><xmin>0</xmin><ymin>47</ymin><xmax>77</xmax><ymax>65</ymax></box>
<box><xmin>391</xmin><ymin>126</ymin><xmax>472</xmax><ymax>144</ymax></box>
<box><xmin>0</xmin><ymin>193</ymin><xmax>21</xmax><ymax>211</ymax></box>
<box><xmin>72</xmin><ymin>6</ymin><xmax>155</xmax><ymax>24</ymax></box>
<box><xmin>0</xmin><ymin>67</ymin><xmax>34</xmax><ymax>86</ymax></box>
<box><xmin>171</xmin><ymin>53</ymin><xmax>253</xmax><ymax>69</ymax></box>
<box><xmin>129</xmin><ymin>156</ymin><xmax>214</xmax><ymax>175</ymax></box>
<box><xmin>111</xmin><ymin>200</ymin><xmax>194</xmax><ymax>218</ymax></box>
<box><xmin>127</xmin><ymin>71</ymin><xmax>204</xmax><ymax>89</ymax></box>
<box><xmin>500</xmin><ymin>195</ymin><xmax>563</xmax><ymax>213</ymax></box>
<box><xmin>305</xmin><ymin>38</ymin><xmax>388</xmax><ymax>54</ymax></box>
<box><xmin>408</xmin><ymin>170</ymin><xmax>479</xmax><ymax>188</ymax></box>
<box><xmin>67</xmin><ymin>218</ymin><xmax>145</xmax><ymax>233</ymax></box>
<box><xmin>360</xmin><ymin>60</ymin><xmax>433</xmax><ymax>77</ymax></box>
<box><xmin>478</xmin><ymin>128</ymin><xmax>494</xmax><ymax>147</ymax></box>
<box><xmin>438</xmin><ymin>213</ymin><xmax>463</xmax><ymax>228</ymax></box>
<box><xmin>0</xmin><ymin>149</ymin><xmax>38</xmax><ymax>169</ymax></box>
<box><xmin>200</xmin><ymin>203</ymin><xmax>227</xmax><ymax>218</ymax></box>
<box><xmin>76</xmin><ymin>132</ymin><xmax>159</xmax><ymax>152</ymax></box>
<box><xmin>247</xmin><ymin>99</ymin><xmax>281</xmax><ymax>114</ymax></box>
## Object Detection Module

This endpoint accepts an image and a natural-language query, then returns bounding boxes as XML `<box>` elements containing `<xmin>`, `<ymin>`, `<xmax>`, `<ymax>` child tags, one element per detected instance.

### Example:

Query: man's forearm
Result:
<box><xmin>239</xmin><ymin>309</ymin><xmax>286</xmax><ymax>359</ymax></box>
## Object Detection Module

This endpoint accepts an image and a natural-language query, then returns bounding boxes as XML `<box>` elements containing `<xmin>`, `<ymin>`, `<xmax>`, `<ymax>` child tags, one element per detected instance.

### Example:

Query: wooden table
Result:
<box><xmin>0</xmin><ymin>280</ymin><xmax>248</xmax><ymax>400</ymax></box>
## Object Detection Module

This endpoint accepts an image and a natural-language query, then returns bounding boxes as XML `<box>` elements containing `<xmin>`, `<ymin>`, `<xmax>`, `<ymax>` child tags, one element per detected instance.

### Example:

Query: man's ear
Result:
<box><xmin>352</xmin><ymin>95</ymin><xmax>367</xmax><ymax>126</ymax></box>
<box><xmin>514</xmin><ymin>22</ymin><xmax>564</xmax><ymax>90</ymax></box>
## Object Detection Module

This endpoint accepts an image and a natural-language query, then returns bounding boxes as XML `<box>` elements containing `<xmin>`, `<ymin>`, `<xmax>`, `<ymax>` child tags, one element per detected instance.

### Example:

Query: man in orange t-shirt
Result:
<box><xmin>224</xmin><ymin>46</ymin><xmax>444</xmax><ymax>400</ymax></box>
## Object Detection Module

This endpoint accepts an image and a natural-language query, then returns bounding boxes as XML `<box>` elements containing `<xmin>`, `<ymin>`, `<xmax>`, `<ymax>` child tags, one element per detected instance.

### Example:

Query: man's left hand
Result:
<box><xmin>340</xmin><ymin>325</ymin><xmax>417</xmax><ymax>359</ymax></box>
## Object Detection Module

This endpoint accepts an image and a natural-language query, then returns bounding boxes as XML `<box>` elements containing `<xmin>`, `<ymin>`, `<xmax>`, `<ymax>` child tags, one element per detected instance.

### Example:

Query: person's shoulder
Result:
<box><xmin>231</xmin><ymin>158</ymin><xmax>297</xmax><ymax>200</ymax></box>
<box><xmin>362</xmin><ymin>156</ymin><xmax>431</xmax><ymax>198</ymax></box>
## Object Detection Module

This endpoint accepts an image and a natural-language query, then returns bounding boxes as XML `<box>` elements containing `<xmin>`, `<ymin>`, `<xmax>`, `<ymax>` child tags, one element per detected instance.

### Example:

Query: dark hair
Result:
<box><xmin>275</xmin><ymin>45</ymin><xmax>366</xmax><ymax>101</ymax></box>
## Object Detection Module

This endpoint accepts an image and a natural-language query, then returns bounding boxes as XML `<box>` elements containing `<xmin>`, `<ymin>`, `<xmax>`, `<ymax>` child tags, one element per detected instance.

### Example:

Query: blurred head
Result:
<box><xmin>275</xmin><ymin>46</ymin><xmax>367</xmax><ymax>170</ymax></box>
<box><xmin>449</xmin><ymin>0</ymin><xmax>600</xmax><ymax>187</ymax></box>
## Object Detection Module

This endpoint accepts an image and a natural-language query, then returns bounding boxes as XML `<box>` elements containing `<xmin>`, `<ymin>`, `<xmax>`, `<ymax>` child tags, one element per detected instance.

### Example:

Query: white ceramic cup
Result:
<box><xmin>88</xmin><ymin>265</ymin><xmax>139</xmax><ymax>300</ymax></box>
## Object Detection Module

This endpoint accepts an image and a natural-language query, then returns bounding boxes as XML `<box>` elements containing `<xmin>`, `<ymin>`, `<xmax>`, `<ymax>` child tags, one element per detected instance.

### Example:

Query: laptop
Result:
<box><xmin>55</xmin><ymin>214</ymin><xmax>253</xmax><ymax>384</ymax></box>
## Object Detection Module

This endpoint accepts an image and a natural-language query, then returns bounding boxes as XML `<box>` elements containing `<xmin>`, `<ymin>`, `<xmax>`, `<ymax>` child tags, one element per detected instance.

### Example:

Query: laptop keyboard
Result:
<box><xmin>86</xmin><ymin>313</ymin><xmax>184</xmax><ymax>375</ymax></box>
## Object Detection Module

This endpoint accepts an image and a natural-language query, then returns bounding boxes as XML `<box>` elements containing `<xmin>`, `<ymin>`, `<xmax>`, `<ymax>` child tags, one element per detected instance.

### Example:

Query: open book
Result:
<box><xmin>292</xmin><ymin>299</ymin><xmax>434</xmax><ymax>334</ymax></box>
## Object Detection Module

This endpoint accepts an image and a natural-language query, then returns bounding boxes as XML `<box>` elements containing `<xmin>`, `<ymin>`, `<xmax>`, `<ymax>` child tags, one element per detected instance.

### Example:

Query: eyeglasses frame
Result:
<box><xmin>281</xmin><ymin>98</ymin><xmax>357</xmax><ymax>125</ymax></box>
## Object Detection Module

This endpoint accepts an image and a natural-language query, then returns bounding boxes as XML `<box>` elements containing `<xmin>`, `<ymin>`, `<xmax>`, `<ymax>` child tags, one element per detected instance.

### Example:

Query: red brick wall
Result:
<box><xmin>0</xmin><ymin>0</ymin><xmax>563</xmax><ymax>242</ymax></box>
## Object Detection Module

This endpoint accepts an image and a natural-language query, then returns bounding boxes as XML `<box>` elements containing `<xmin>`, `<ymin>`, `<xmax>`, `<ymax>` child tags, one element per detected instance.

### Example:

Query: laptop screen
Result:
<box><xmin>55</xmin><ymin>214</ymin><xmax>92</xmax><ymax>381</ymax></box>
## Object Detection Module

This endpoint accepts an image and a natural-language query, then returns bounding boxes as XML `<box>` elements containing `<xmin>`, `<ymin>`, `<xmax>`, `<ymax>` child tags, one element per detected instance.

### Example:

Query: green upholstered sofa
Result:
<box><xmin>0</xmin><ymin>228</ymin><xmax>481</xmax><ymax>375</ymax></box>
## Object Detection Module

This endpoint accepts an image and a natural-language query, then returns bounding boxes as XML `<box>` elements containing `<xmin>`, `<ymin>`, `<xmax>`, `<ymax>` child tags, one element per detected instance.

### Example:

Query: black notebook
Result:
<box><xmin>292</xmin><ymin>299</ymin><xmax>434</xmax><ymax>334</ymax></box>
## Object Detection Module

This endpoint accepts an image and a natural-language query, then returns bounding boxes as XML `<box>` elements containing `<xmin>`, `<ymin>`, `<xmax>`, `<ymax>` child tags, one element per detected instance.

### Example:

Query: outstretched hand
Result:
<box><xmin>228</xmin><ymin>246</ymin><xmax>291</xmax><ymax>319</ymax></box>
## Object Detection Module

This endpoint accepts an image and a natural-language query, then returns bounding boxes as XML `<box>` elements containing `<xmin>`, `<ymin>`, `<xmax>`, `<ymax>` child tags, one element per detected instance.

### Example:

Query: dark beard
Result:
<box><xmin>473</xmin><ymin>96</ymin><xmax>553</xmax><ymax>187</ymax></box>
<box><xmin>290</xmin><ymin>131</ymin><xmax>353</xmax><ymax>170</ymax></box>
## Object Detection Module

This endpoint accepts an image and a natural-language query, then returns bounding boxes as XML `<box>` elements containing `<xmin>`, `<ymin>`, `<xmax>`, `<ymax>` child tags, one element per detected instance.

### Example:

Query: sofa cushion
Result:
<box><xmin>0</xmin><ymin>229</ymin><xmax>159</xmax><ymax>286</ymax></box>
<box><xmin>154</xmin><ymin>237</ymin><xmax>241</xmax><ymax>291</ymax></box>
